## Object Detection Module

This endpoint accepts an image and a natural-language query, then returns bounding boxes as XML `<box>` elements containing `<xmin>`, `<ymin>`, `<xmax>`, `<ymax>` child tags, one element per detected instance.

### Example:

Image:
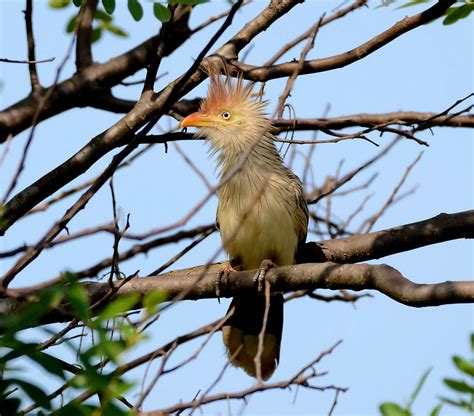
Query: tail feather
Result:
<box><xmin>222</xmin><ymin>294</ymin><xmax>283</xmax><ymax>380</ymax></box>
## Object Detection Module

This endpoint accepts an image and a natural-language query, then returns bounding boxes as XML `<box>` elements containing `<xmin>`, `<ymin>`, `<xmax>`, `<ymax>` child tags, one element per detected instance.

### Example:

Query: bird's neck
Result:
<box><xmin>216</xmin><ymin>134</ymin><xmax>283</xmax><ymax>182</ymax></box>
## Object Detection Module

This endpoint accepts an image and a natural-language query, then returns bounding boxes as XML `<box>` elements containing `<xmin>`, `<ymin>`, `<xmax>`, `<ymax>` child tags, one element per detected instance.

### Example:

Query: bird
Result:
<box><xmin>180</xmin><ymin>65</ymin><xmax>308</xmax><ymax>380</ymax></box>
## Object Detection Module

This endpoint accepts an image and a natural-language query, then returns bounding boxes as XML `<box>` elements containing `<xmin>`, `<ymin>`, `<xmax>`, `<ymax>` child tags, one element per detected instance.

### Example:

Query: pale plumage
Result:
<box><xmin>180</xmin><ymin>66</ymin><xmax>308</xmax><ymax>379</ymax></box>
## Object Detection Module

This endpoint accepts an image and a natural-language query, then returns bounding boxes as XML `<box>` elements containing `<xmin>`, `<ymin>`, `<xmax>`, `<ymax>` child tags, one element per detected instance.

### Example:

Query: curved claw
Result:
<box><xmin>253</xmin><ymin>259</ymin><xmax>276</xmax><ymax>293</ymax></box>
<box><xmin>215</xmin><ymin>262</ymin><xmax>235</xmax><ymax>303</ymax></box>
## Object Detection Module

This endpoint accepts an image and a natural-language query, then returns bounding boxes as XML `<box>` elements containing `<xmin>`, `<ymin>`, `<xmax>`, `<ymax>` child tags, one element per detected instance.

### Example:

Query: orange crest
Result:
<box><xmin>200</xmin><ymin>62</ymin><xmax>253</xmax><ymax>115</ymax></box>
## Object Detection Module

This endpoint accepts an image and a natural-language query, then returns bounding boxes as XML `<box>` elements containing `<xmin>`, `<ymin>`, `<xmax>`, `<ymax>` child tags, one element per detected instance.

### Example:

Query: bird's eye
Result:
<box><xmin>221</xmin><ymin>111</ymin><xmax>231</xmax><ymax>120</ymax></box>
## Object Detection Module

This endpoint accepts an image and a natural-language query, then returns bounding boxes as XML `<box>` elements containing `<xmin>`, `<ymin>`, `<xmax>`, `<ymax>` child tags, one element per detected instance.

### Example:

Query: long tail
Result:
<box><xmin>222</xmin><ymin>293</ymin><xmax>283</xmax><ymax>380</ymax></box>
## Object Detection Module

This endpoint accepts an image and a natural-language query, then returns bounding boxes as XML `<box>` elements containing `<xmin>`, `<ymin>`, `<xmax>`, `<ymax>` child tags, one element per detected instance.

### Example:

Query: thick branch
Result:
<box><xmin>1</xmin><ymin>261</ymin><xmax>472</xmax><ymax>326</ymax></box>
<box><xmin>1</xmin><ymin>209</ymin><xmax>473</xmax><ymax>324</ymax></box>
<box><xmin>301</xmin><ymin>210</ymin><xmax>474</xmax><ymax>263</ymax></box>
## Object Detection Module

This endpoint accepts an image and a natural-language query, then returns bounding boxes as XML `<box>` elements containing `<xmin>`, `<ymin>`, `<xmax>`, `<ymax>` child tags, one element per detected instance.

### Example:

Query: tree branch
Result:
<box><xmin>273</xmin><ymin>112</ymin><xmax>474</xmax><ymax>131</ymax></box>
<box><xmin>231</xmin><ymin>0</ymin><xmax>456</xmax><ymax>81</ymax></box>
<box><xmin>1</xmin><ymin>260</ymin><xmax>471</xmax><ymax>326</ymax></box>
<box><xmin>24</xmin><ymin>0</ymin><xmax>40</xmax><ymax>92</ymax></box>
<box><xmin>2</xmin><ymin>210</ymin><xmax>473</xmax><ymax>325</ymax></box>
<box><xmin>0</xmin><ymin>6</ymin><xmax>192</xmax><ymax>142</ymax></box>
<box><xmin>75</xmin><ymin>0</ymin><xmax>98</xmax><ymax>70</ymax></box>
<box><xmin>301</xmin><ymin>209</ymin><xmax>474</xmax><ymax>263</ymax></box>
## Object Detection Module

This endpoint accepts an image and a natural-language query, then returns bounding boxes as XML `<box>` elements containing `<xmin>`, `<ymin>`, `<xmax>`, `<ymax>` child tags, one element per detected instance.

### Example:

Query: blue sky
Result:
<box><xmin>0</xmin><ymin>0</ymin><xmax>473</xmax><ymax>414</ymax></box>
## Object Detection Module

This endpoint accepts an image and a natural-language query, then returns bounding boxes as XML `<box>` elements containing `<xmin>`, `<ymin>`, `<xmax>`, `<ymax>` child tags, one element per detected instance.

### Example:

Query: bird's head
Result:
<box><xmin>180</xmin><ymin>68</ymin><xmax>270</xmax><ymax>152</ymax></box>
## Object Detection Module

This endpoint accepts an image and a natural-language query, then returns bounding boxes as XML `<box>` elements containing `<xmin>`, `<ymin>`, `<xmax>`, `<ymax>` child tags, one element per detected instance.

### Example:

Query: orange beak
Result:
<box><xmin>180</xmin><ymin>112</ymin><xmax>212</xmax><ymax>128</ymax></box>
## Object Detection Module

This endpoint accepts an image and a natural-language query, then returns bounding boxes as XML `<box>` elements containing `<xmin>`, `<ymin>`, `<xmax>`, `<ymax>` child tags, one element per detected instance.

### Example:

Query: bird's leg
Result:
<box><xmin>254</xmin><ymin>259</ymin><xmax>276</xmax><ymax>293</ymax></box>
<box><xmin>215</xmin><ymin>259</ymin><xmax>239</xmax><ymax>303</ymax></box>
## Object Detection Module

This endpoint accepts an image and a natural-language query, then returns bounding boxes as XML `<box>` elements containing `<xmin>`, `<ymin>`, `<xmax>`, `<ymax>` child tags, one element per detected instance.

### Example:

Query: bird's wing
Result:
<box><xmin>284</xmin><ymin>167</ymin><xmax>309</xmax><ymax>245</ymax></box>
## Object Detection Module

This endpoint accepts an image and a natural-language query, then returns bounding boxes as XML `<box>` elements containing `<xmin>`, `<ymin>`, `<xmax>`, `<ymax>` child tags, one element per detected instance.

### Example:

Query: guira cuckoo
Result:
<box><xmin>180</xmin><ymin>67</ymin><xmax>308</xmax><ymax>380</ymax></box>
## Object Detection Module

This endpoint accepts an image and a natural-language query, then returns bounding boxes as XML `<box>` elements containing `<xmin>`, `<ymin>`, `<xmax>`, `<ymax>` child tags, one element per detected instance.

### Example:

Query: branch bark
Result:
<box><xmin>300</xmin><ymin>209</ymin><xmax>474</xmax><ymax>263</ymax></box>
<box><xmin>1</xmin><ymin>261</ymin><xmax>471</xmax><ymax>326</ymax></box>
<box><xmin>75</xmin><ymin>0</ymin><xmax>98</xmax><ymax>70</ymax></box>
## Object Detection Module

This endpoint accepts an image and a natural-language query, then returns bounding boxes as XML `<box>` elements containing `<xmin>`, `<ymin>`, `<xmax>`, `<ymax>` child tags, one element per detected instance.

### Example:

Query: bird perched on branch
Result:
<box><xmin>180</xmin><ymin>65</ymin><xmax>308</xmax><ymax>380</ymax></box>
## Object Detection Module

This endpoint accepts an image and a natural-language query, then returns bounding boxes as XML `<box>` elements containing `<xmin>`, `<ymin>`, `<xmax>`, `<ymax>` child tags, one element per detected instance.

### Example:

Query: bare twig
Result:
<box><xmin>307</xmin><ymin>136</ymin><xmax>399</xmax><ymax>204</ymax></box>
<box><xmin>0</xmin><ymin>57</ymin><xmax>54</xmax><ymax>64</ymax></box>
<box><xmin>1</xmin><ymin>28</ymin><xmax>77</xmax><ymax>203</ymax></box>
<box><xmin>274</xmin><ymin>15</ymin><xmax>325</xmax><ymax>118</ymax></box>
<box><xmin>142</xmin><ymin>340</ymin><xmax>345</xmax><ymax>415</ymax></box>
<box><xmin>24</xmin><ymin>0</ymin><xmax>40</xmax><ymax>92</ymax></box>
<box><xmin>363</xmin><ymin>152</ymin><xmax>423</xmax><ymax>232</ymax></box>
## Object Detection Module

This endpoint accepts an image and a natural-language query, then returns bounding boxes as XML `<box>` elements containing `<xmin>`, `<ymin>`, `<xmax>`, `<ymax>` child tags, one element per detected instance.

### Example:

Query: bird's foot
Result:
<box><xmin>215</xmin><ymin>261</ymin><xmax>236</xmax><ymax>303</ymax></box>
<box><xmin>253</xmin><ymin>259</ymin><xmax>276</xmax><ymax>293</ymax></box>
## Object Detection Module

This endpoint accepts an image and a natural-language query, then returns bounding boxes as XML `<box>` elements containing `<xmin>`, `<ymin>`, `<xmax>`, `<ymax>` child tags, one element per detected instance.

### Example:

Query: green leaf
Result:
<box><xmin>143</xmin><ymin>289</ymin><xmax>167</xmax><ymax>315</ymax></box>
<box><xmin>66</xmin><ymin>15</ymin><xmax>77</xmax><ymax>33</ymax></box>
<box><xmin>101</xmin><ymin>22</ymin><xmax>128</xmax><ymax>37</ymax></box>
<box><xmin>430</xmin><ymin>403</ymin><xmax>442</xmax><ymax>416</ymax></box>
<box><xmin>443</xmin><ymin>378</ymin><xmax>474</xmax><ymax>393</ymax></box>
<box><xmin>97</xmin><ymin>294</ymin><xmax>139</xmax><ymax>321</ymax></box>
<box><xmin>128</xmin><ymin>0</ymin><xmax>144</xmax><ymax>21</ymax></box>
<box><xmin>408</xmin><ymin>367</ymin><xmax>431</xmax><ymax>409</ymax></box>
<box><xmin>153</xmin><ymin>3</ymin><xmax>172</xmax><ymax>22</ymax></box>
<box><xmin>56</xmin><ymin>402</ymin><xmax>96</xmax><ymax>416</ymax></box>
<box><xmin>72</xmin><ymin>0</ymin><xmax>83</xmax><ymax>6</ymax></box>
<box><xmin>470</xmin><ymin>333</ymin><xmax>474</xmax><ymax>352</ymax></box>
<box><xmin>71</xmin><ymin>366</ymin><xmax>113</xmax><ymax>391</ymax></box>
<box><xmin>453</xmin><ymin>355</ymin><xmax>474</xmax><ymax>377</ymax></box>
<box><xmin>440</xmin><ymin>396</ymin><xmax>473</xmax><ymax>411</ymax></box>
<box><xmin>379</xmin><ymin>402</ymin><xmax>411</xmax><ymax>416</ymax></box>
<box><xmin>375</xmin><ymin>0</ymin><xmax>397</xmax><ymax>8</ymax></box>
<box><xmin>443</xmin><ymin>4</ymin><xmax>473</xmax><ymax>25</ymax></box>
<box><xmin>9</xmin><ymin>378</ymin><xmax>51</xmax><ymax>410</ymax></box>
<box><xmin>117</xmin><ymin>320</ymin><xmax>146</xmax><ymax>347</ymax></box>
<box><xmin>95</xmin><ymin>9</ymin><xmax>113</xmax><ymax>22</ymax></box>
<box><xmin>102</xmin><ymin>0</ymin><xmax>116</xmax><ymax>14</ymax></box>
<box><xmin>31</xmin><ymin>351</ymin><xmax>67</xmax><ymax>378</ymax></box>
<box><xmin>93</xmin><ymin>334</ymin><xmax>126</xmax><ymax>362</ymax></box>
<box><xmin>106</xmin><ymin>378</ymin><xmax>134</xmax><ymax>398</ymax></box>
<box><xmin>49</xmin><ymin>0</ymin><xmax>71</xmax><ymax>8</ymax></box>
<box><xmin>395</xmin><ymin>0</ymin><xmax>431</xmax><ymax>10</ymax></box>
<box><xmin>0</xmin><ymin>341</ymin><xmax>65</xmax><ymax>380</ymax></box>
<box><xmin>168</xmin><ymin>0</ymin><xmax>208</xmax><ymax>4</ymax></box>
<box><xmin>65</xmin><ymin>276</ymin><xmax>91</xmax><ymax>321</ymax></box>
<box><xmin>102</xmin><ymin>402</ymin><xmax>134</xmax><ymax>416</ymax></box>
<box><xmin>91</xmin><ymin>27</ymin><xmax>103</xmax><ymax>43</ymax></box>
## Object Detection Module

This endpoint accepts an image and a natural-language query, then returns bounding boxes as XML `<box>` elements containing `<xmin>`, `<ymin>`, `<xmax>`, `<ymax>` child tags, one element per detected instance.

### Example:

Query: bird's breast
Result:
<box><xmin>217</xmin><ymin>171</ymin><xmax>300</xmax><ymax>270</ymax></box>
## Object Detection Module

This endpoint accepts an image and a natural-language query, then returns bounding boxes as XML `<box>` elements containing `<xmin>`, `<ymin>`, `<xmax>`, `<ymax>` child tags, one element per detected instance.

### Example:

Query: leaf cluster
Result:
<box><xmin>0</xmin><ymin>273</ymin><xmax>166</xmax><ymax>414</ymax></box>
<box><xmin>49</xmin><ymin>0</ymin><xmax>209</xmax><ymax>27</ymax></box>
<box><xmin>378</xmin><ymin>0</ymin><xmax>473</xmax><ymax>25</ymax></box>
<box><xmin>440</xmin><ymin>334</ymin><xmax>474</xmax><ymax>413</ymax></box>
<box><xmin>379</xmin><ymin>333</ymin><xmax>474</xmax><ymax>415</ymax></box>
